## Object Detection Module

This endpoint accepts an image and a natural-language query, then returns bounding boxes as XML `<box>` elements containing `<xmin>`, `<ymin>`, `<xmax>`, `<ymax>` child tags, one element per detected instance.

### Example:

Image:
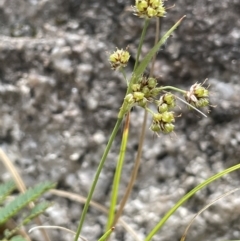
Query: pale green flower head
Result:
<box><xmin>185</xmin><ymin>82</ymin><xmax>210</xmax><ymax>108</ymax></box>
<box><xmin>133</xmin><ymin>0</ymin><xmax>166</xmax><ymax>18</ymax></box>
<box><xmin>109</xmin><ymin>48</ymin><xmax>130</xmax><ymax>70</ymax></box>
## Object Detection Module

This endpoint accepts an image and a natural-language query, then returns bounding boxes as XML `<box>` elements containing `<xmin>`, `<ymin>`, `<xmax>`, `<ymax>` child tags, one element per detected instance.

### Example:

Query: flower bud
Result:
<box><xmin>142</xmin><ymin>86</ymin><xmax>150</xmax><ymax>95</ymax></box>
<box><xmin>185</xmin><ymin>82</ymin><xmax>209</xmax><ymax>108</ymax></box>
<box><xmin>133</xmin><ymin>0</ymin><xmax>166</xmax><ymax>18</ymax></box>
<box><xmin>153</xmin><ymin>113</ymin><xmax>162</xmax><ymax>122</ymax></box>
<box><xmin>133</xmin><ymin>92</ymin><xmax>145</xmax><ymax>101</ymax></box>
<box><xmin>158</xmin><ymin>93</ymin><xmax>176</xmax><ymax>112</ymax></box>
<box><xmin>147</xmin><ymin>77</ymin><xmax>157</xmax><ymax>89</ymax></box>
<box><xmin>150</xmin><ymin>123</ymin><xmax>161</xmax><ymax>132</ymax></box>
<box><xmin>125</xmin><ymin>94</ymin><xmax>135</xmax><ymax>104</ymax></box>
<box><xmin>162</xmin><ymin>111</ymin><xmax>175</xmax><ymax>123</ymax></box>
<box><xmin>109</xmin><ymin>48</ymin><xmax>130</xmax><ymax>70</ymax></box>
<box><xmin>138</xmin><ymin>98</ymin><xmax>148</xmax><ymax>108</ymax></box>
<box><xmin>132</xmin><ymin>84</ymin><xmax>141</xmax><ymax>92</ymax></box>
<box><xmin>163</xmin><ymin>93</ymin><xmax>175</xmax><ymax>106</ymax></box>
<box><xmin>158</xmin><ymin>103</ymin><xmax>168</xmax><ymax>113</ymax></box>
<box><xmin>196</xmin><ymin>98</ymin><xmax>209</xmax><ymax>108</ymax></box>
<box><xmin>163</xmin><ymin>123</ymin><xmax>175</xmax><ymax>133</ymax></box>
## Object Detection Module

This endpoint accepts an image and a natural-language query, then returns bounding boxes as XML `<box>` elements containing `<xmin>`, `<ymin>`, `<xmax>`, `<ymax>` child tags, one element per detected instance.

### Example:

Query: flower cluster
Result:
<box><xmin>133</xmin><ymin>0</ymin><xmax>166</xmax><ymax>18</ymax></box>
<box><xmin>185</xmin><ymin>83</ymin><xmax>209</xmax><ymax>108</ymax></box>
<box><xmin>150</xmin><ymin>93</ymin><xmax>176</xmax><ymax>134</ymax></box>
<box><xmin>123</xmin><ymin>76</ymin><xmax>160</xmax><ymax>111</ymax></box>
<box><xmin>132</xmin><ymin>76</ymin><xmax>159</xmax><ymax>101</ymax></box>
<box><xmin>108</xmin><ymin>48</ymin><xmax>210</xmax><ymax>135</ymax></box>
<box><xmin>150</xmin><ymin>111</ymin><xmax>175</xmax><ymax>134</ymax></box>
<box><xmin>109</xmin><ymin>48</ymin><xmax>130</xmax><ymax>70</ymax></box>
<box><xmin>124</xmin><ymin>76</ymin><xmax>163</xmax><ymax>107</ymax></box>
<box><xmin>156</xmin><ymin>92</ymin><xmax>176</xmax><ymax>113</ymax></box>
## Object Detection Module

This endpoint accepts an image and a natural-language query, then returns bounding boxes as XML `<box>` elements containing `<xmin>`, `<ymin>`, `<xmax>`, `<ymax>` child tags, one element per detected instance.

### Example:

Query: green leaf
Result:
<box><xmin>134</xmin><ymin>16</ymin><xmax>186</xmax><ymax>79</ymax></box>
<box><xmin>4</xmin><ymin>202</ymin><xmax>52</xmax><ymax>239</ymax></box>
<box><xmin>22</xmin><ymin>201</ymin><xmax>52</xmax><ymax>225</ymax></box>
<box><xmin>0</xmin><ymin>182</ymin><xmax>55</xmax><ymax>225</ymax></box>
<box><xmin>10</xmin><ymin>235</ymin><xmax>27</xmax><ymax>241</ymax></box>
<box><xmin>0</xmin><ymin>180</ymin><xmax>16</xmax><ymax>204</ymax></box>
<box><xmin>145</xmin><ymin>163</ymin><xmax>240</xmax><ymax>241</ymax></box>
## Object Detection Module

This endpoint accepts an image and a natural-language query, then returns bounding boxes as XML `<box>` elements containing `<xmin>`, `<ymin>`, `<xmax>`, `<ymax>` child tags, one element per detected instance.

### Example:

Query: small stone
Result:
<box><xmin>69</xmin><ymin>152</ymin><xmax>80</xmax><ymax>161</ymax></box>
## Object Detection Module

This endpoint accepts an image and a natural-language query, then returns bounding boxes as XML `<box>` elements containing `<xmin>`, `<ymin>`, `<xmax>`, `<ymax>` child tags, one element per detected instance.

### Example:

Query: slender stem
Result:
<box><xmin>181</xmin><ymin>187</ymin><xmax>240</xmax><ymax>241</ymax></box>
<box><xmin>106</xmin><ymin>113</ymin><xmax>130</xmax><ymax>231</ymax></box>
<box><xmin>175</xmin><ymin>95</ymin><xmax>207</xmax><ymax>118</ymax></box>
<box><xmin>134</xmin><ymin>16</ymin><xmax>186</xmax><ymax>79</ymax></box>
<box><xmin>134</xmin><ymin>19</ymin><xmax>150</xmax><ymax>72</ymax></box>
<box><xmin>151</xmin><ymin>18</ymin><xmax>160</xmax><ymax>72</ymax></box>
<box><xmin>113</xmin><ymin>109</ymin><xmax>148</xmax><ymax>227</ymax></box>
<box><xmin>29</xmin><ymin>226</ymin><xmax>76</xmax><ymax>236</ymax></box>
<box><xmin>98</xmin><ymin>227</ymin><xmax>115</xmax><ymax>241</ymax></box>
<box><xmin>118</xmin><ymin>19</ymin><xmax>150</xmax><ymax>119</ymax></box>
<box><xmin>157</xmin><ymin>86</ymin><xmax>186</xmax><ymax>94</ymax></box>
<box><xmin>74</xmin><ymin>118</ymin><xmax>123</xmax><ymax>241</ymax></box>
<box><xmin>120</xmin><ymin>68</ymin><xmax>127</xmax><ymax>83</ymax></box>
<box><xmin>144</xmin><ymin>163</ymin><xmax>240</xmax><ymax>241</ymax></box>
<box><xmin>145</xmin><ymin>107</ymin><xmax>155</xmax><ymax>116</ymax></box>
<box><xmin>112</xmin><ymin>17</ymin><xmax>160</xmax><ymax>228</ymax></box>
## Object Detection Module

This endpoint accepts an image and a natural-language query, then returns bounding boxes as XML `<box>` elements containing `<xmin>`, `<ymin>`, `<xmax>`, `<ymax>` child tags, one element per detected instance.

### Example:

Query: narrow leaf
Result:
<box><xmin>106</xmin><ymin>113</ymin><xmax>130</xmax><ymax>231</ymax></box>
<box><xmin>98</xmin><ymin>227</ymin><xmax>115</xmax><ymax>241</ymax></box>
<box><xmin>134</xmin><ymin>16</ymin><xmax>186</xmax><ymax>78</ymax></box>
<box><xmin>145</xmin><ymin>163</ymin><xmax>240</xmax><ymax>241</ymax></box>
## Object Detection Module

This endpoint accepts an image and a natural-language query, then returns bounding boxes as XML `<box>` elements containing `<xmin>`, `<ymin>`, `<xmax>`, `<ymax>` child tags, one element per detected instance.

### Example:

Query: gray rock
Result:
<box><xmin>1</xmin><ymin>0</ymin><xmax>240</xmax><ymax>241</ymax></box>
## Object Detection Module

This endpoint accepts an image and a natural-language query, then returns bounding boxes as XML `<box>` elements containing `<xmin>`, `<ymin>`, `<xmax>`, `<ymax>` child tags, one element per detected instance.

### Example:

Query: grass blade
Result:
<box><xmin>106</xmin><ymin>113</ymin><xmax>130</xmax><ymax>231</ymax></box>
<box><xmin>145</xmin><ymin>163</ymin><xmax>240</xmax><ymax>241</ymax></box>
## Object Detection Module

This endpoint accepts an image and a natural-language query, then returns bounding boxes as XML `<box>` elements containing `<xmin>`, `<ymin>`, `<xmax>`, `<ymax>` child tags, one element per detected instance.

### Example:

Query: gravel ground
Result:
<box><xmin>1</xmin><ymin>0</ymin><xmax>240</xmax><ymax>241</ymax></box>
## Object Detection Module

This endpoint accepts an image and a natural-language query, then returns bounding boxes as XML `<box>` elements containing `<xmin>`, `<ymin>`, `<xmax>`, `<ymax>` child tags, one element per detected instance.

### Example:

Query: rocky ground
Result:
<box><xmin>1</xmin><ymin>0</ymin><xmax>240</xmax><ymax>241</ymax></box>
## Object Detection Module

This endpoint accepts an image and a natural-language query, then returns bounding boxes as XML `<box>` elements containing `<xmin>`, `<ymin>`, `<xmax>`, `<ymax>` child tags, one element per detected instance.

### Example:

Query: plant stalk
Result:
<box><xmin>106</xmin><ymin>113</ymin><xmax>130</xmax><ymax>231</ymax></box>
<box><xmin>74</xmin><ymin>118</ymin><xmax>123</xmax><ymax>241</ymax></box>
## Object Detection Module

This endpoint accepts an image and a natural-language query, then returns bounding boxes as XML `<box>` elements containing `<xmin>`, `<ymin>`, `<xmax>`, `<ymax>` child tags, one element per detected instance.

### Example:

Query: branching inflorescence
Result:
<box><xmin>109</xmin><ymin>14</ymin><xmax>210</xmax><ymax>135</ymax></box>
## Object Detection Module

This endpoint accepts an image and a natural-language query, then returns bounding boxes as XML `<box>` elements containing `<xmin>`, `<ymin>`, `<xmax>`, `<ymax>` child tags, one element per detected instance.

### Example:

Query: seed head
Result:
<box><xmin>150</xmin><ymin>111</ymin><xmax>175</xmax><ymax>135</ymax></box>
<box><xmin>162</xmin><ymin>111</ymin><xmax>175</xmax><ymax>123</ymax></box>
<box><xmin>162</xmin><ymin>123</ymin><xmax>174</xmax><ymax>133</ymax></box>
<box><xmin>133</xmin><ymin>0</ymin><xmax>166</xmax><ymax>18</ymax></box>
<box><xmin>157</xmin><ymin>92</ymin><xmax>176</xmax><ymax>113</ymax></box>
<box><xmin>109</xmin><ymin>48</ymin><xmax>130</xmax><ymax>70</ymax></box>
<box><xmin>185</xmin><ymin>83</ymin><xmax>209</xmax><ymax>108</ymax></box>
<box><xmin>133</xmin><ymin>92</ymin><xmax>145</xmax><ymax>102</ymax></box>
<box><xmin>125</xmin><ymin>94</ymin><xmax>135</xmax><ymax>105</ymax></box>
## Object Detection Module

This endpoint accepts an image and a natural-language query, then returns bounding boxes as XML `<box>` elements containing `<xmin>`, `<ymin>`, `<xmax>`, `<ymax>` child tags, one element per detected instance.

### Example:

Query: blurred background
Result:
<box><xmin>0</xmin><ymin>0</ymin><xmax>240</xmax><ymax>241</ymax></box>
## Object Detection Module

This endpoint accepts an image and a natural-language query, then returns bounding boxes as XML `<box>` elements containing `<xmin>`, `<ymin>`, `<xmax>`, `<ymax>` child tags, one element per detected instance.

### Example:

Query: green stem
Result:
<box><xmin>145</xmin><ymin>107</ymin><xmax>156</xmax><ymax>116</ymax></box>
<box><xmin>157</xmin><ymin>86</ymin><xmax>186</xmax><ymax>94</ymax></box>
<box><xmin>144</xmin><ymin>163</ymin><xmax>240</xmax><ymax>241</ymax></box>
<box><xmin>134</xmin><ymin>16</ymin><xmax>186</xmax><ymax>79</ymax></box>
<box><xmin>98</xmin><ymin>227</ymin><xmax>115</xmax><ymax>241</ymax></box>
<box><xmin>74</xmin><ymin>118</ymin><xmax>123</xmax><ymax>241</ymax></box>
<box><xmin>112</xmin><ymin>109</ymin><xmax>148</xmax><ymax>228</ymax></box>
<box><xmin>120</xmin><ymin>68</ymin><xmax>127</xmax><ymax>83</ymax></box>
<box><xmin>106</xmin><ymin>114</ymin><xmax>130</xmax><ymax>231</ymax></box>
<box><xmin>134</xmin><ymin>19</ymin><xmax>150</xmax><ymax>72</ymax></box>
